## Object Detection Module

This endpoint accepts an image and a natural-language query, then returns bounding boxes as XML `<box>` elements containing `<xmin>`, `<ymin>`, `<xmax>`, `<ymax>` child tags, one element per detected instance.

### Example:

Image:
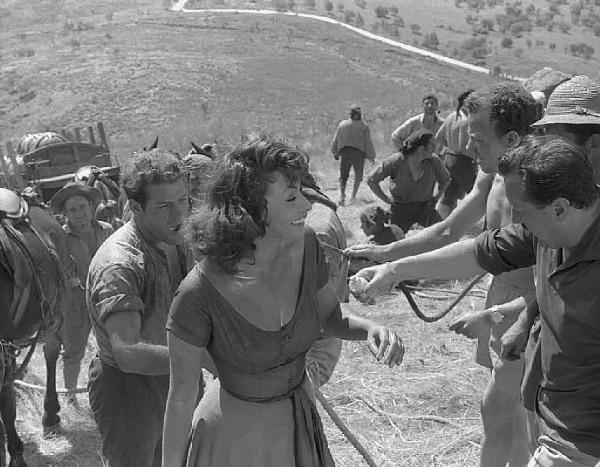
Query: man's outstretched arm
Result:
<box><xmin>347</xmin><ymin>170</ymin><xmax>494</xmax><ymax>262</ymax></box>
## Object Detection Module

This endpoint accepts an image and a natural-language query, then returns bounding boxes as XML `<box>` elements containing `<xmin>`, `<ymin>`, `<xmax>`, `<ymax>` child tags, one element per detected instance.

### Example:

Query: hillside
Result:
<box><xmin>0</xmin><ymin>0</ymin><xmax>505</xmax><ymax>161</ymax></box>
<box><xmin>185</xmin><ymin>0</ymin><xmax>600</xmax><ymax>81</ymax></box>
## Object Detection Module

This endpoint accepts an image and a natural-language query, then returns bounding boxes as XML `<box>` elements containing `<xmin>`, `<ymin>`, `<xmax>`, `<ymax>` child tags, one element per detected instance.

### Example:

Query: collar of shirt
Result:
<box><xmin>419</xmin><ymin>112</ymin><xmax>443</xmax><ymax>125</ymax></box>
<box><xmin>64</xmin><ymin>218</ymin><xmax>103</xmax><ymax>237</ymax></box>
<box><xmin>552</xmin><ymin>209</ymin><xmax>600</xmax><ymax>276</ymax></box>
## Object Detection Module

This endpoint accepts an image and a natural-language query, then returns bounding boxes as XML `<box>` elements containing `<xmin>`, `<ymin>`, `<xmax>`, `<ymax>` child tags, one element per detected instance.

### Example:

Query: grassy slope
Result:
<box><xmin>1</xmin><ymin>0</ymin><xmax>501</xmax><ymax>465</ymax></box>
<box><xmin>186</xmin><ymin>0</ymin><xmax>600</xmax><ymax>80</ymax></box>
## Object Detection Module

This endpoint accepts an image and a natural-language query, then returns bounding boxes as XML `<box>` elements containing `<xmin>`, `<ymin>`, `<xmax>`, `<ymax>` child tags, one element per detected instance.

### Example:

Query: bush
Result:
<box><xmin>558</xmin><ymin>21</ymin><xmax>570</xmax><ymax>34</ymax></box>
<box><xmin>354</xmin><ymin>0</ymin><xmax>366</xmax><ymax>8</ymax></box>
<box><xmin>394</xmin><ymin>16</ymin><xmax>405</xmax><ymax>27</ymax></box>
<box><xmin>356</xmin><ymin>12</ymin><xmax>364</xmax><ymax>27</ymax></box>
<box><xmin>304</xmin><ymin>0</ymin><xmax>316</xmax><ymax>7</ymax></box>
<box><xmin>273</xmin><ymin>0</ymin><xmax>288</xmax><ymax>11</ymax></box>
<box><xmin>462</xmin><ymin>36</ymin><xmax>486</xmax><ymax>50</ymax></box>
<box><xmin>344</xmin><ymin>9</ymin><xmax>356</xmax><ymax>23</ymax></box>
<box><xmin>324</xmin><ymin>0</ymin><xmax>333</xmax><ymax>13</ymax></box>
<box><xmin>375</xmin><ymin>6</ymin><xmax>389</xmax><ymax>18</ymax></box>
<box><xmin>481</xmin><ymin>18</ymin><xmax>494</xmax><ymax>30</ymax></box>
<box><xmin>472</xmin><ymin>46</ymin><xmax>487</xmax><ymax>58</ymax></box>
<box><xmin>410</xmin><ymin>23</ymin><xmax>421</xmax><ymax>34</ymax></box>
<box><xmin>492</xmin><ymin>64</ymin><xmax>502</xmax><ymax>75</ymax></box>
<box><xmin>15</xmin><ymin>47</ymin><xmax>35</xmax><ymax>57</ymax></box>
<box><xmin>570</xmin><ymin>42</ymin><xmax>595</xmax><ymax>59</ymax></box>
<box><xmin>389</xmin><ymin>6</ymin><xmax>398</xmax><ymax>15</ymax></box>
<box><xmin>549</xmin><ymin>42</ymin><xmax>556</xmax><ymax>51</ymax></box>
<box><xmin>422</xmin><ymin>32</ymin><xmax>439</xmax><ymax>49</ymax></box>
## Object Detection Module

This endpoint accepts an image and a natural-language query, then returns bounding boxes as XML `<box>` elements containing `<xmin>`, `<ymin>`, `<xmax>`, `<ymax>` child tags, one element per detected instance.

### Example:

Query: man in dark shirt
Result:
<box><xmin>354</xmin><ymin>135</ymin><xmax>600</xmax><ymax>465</ymax></box>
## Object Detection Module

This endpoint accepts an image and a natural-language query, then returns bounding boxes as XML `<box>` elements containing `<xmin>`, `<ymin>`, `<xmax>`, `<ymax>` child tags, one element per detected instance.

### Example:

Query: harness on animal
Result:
<box><xmin>0</xmin><ymin>188</ymin><xmax>62</xmax><ymax>384</ymax></box>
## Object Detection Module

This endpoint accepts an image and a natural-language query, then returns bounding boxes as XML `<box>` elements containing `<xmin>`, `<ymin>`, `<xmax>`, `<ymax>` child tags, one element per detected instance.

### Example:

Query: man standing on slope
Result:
<box><xmin>347</xmin><ymin>84</ymin><xmax>540</xmax><ymax>467</ymax></box>
<box><xmin>391</xmin><ymin>94</ymin><xmax>444</xmax><ymax>150</ymax></box>
<box><xmin>330</xmin><ymin>105</ymin><xmax>376</xmax><ymax>206</ymax></box>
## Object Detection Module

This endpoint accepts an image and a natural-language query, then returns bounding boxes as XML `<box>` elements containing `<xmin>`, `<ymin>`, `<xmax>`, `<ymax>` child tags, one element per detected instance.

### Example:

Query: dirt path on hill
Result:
<box><xmin>171</xmin><ymin>0</ymin><xmax>524</xmax><ymax>81</ymax></box>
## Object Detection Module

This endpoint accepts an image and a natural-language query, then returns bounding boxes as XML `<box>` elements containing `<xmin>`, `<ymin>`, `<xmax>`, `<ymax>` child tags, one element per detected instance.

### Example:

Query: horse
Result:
<box><xmin>0</xmin><ymin>188</ymin><xmax>67</xmax><ymax>466</ymax></box>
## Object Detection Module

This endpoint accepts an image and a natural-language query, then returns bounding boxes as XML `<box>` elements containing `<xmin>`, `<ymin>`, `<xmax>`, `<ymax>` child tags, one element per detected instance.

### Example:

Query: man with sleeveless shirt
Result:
<box><xmin>347</xmin><ymin>84</ymin><xmax>540</xmax><ymax>467</ymax></box>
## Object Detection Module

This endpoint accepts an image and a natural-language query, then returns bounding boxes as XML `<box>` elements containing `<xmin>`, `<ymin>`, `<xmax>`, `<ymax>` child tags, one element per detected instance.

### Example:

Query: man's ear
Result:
<box><xmin>129</xmin><ymin>199</ymin><xmax>143</xmax><ymax>215</ymax></box>
<box><xmin>553</xmin><ymin>197</ymin><xmax>570</xmax><ymax>221</ymax></box>
<box><xmin>504</xmin><ymin>130</ymin><xmax>521</xmax><ymax>149</ymax></box>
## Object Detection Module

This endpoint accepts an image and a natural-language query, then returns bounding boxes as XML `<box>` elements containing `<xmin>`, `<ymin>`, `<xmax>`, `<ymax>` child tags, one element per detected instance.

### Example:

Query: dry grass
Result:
<box><xmin>10</xmin><ymin>185</ymin><xmax>489</xmax><ymax>466</ymax></box>
<box><xmin>1</xmin><ymin>0</ymin><xmax>496</xmax><ymax>465</ymax></box>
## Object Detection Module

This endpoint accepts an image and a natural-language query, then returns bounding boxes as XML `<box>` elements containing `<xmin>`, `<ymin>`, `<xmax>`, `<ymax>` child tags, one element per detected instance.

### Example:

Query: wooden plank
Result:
<box><xmin>5</xmin><ymin>142</ymin><xmax>25</xmax><ymax>188</ymax></box>
<box><xmin>97</xmin><ymin>122</ymin><xmax>109</xmax><ymax>151</ymax></box>
<box><xmin>72</xmin><ymin>128</ymin><xmax>81</xmax><ymax>163</ymax></box>
<box><xmin>87</xmin><ymin>126</ymin><xmax>96</xmax><ymax>145</ymax></box>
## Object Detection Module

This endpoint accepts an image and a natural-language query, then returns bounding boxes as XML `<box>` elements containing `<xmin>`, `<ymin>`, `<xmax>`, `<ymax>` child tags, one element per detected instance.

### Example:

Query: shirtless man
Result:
<box><xmin>347</xmin><ymin>84</ymin><xmax>540</xmax><ymax>467</ymax></box>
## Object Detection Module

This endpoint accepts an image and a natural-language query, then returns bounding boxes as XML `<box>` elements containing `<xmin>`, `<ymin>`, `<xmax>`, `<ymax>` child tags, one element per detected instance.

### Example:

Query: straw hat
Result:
<box><xmin>50</xmin><ymin>181</ymin><xmax>103</xmax><ymax>212</ymax></box>
<box><xmin>532</xmin><ymin>75</ymin><xmax>600</xmax><ymax>126</ymax></box>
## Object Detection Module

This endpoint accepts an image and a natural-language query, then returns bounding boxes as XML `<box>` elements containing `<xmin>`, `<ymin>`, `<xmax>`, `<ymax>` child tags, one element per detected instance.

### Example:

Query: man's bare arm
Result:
<box><xmin>347</xmin><ymin>170</ymin><xmax>494</xmax><ymax>262</ymax></box>
<box><xmin>106</xmin><ymin>311</ymin><xmax>170</xmax><ymax>375</ymax></box>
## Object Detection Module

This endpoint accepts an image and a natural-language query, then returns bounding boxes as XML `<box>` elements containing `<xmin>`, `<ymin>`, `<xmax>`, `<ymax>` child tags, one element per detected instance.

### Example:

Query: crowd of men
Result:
<box><xmin>15</xmin><ymin>73</ymin><xmax>600</xmax><ymax>467</ymax></box>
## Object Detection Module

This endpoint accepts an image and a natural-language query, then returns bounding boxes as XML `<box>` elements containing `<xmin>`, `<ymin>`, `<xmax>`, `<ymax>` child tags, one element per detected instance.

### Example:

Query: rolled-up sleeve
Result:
<box><xmin>474</xmin><ymin>223</ymin><xmax>536</xmax><ymax>275</ymax></box>
<box><xmin>90</xmin><ymin>264</ymin><xmax>145</xmax><ymax>322</ymax></box>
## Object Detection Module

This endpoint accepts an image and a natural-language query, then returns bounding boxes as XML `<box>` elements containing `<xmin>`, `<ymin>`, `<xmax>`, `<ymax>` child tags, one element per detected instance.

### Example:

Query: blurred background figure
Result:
<box><xmin>367</xmin><ymin>129</ymin><xmax>450</xmax><ymax>233</ymax></box>
<box><xmin>434</xmin><ymin>89</ymin><xmax>477</xmax><ymax>219</ymax></box>
<box><xmin>349</xmin><ymin>205</ymin><xmax>405</xmax><ymax>275</ymax></box>
<box><xmin>391</xmin><ymin>94</ymin><xmax>444</xmax><ymax>150</ymax></box>
<box><xmin>330</xmin><ymin>105</ymin><xmax>376</xmax><ymax>206</ymax></box>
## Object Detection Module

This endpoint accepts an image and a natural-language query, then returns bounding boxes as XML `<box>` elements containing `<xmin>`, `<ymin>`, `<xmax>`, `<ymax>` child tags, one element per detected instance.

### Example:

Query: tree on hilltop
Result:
<box><xmin>375</xmin><ymin>6</ymin><xmax>389</xmax><ymax>18</ymax></box>
<box><xmin>501</xmin><ymin>36</ymin><xmax>513</xmax><ymax>48</ymax></box>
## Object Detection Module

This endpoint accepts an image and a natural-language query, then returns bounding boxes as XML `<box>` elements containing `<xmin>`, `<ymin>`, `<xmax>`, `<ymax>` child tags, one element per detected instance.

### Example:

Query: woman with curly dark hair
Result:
<box><xmin>367</xmin><ymin>129</ymin><xmax>451</xmax><ymax>233</ymax></box>
<box><xmin>163</xmin><ymin>138</ymin><xmax>404</xmax><ymax>467</ymax></box>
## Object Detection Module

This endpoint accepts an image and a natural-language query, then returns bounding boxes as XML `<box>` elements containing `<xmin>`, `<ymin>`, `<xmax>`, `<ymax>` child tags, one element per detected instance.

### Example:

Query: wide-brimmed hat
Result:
<box><xmin>532</xmin><ymin>75</ymin><xmax>600</xmax><ymax>127</ymax></box>
<box><xmin>50</xmin><ymin>181</ymin><xmax>103</xmax><ymax>212</ymax></box>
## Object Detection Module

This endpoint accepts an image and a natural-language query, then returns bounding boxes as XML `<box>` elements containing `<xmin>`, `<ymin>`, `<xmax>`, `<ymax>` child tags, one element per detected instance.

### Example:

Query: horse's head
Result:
<box><xmin>189</xmin><ymin>141</ymin><xmax>214</xmax><ymax>158</ymax></box>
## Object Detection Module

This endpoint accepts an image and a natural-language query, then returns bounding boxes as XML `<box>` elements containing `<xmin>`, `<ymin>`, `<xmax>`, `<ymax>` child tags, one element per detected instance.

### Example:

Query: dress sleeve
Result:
<box><xmin>474</xmin><ymin>223</ymin><xmax>537</xmax><ymax>275</ymax></box>
<box><xmin>166</xmin><ymin>268</ymin><xmax>213</xmax><ymax>348</ymax></box>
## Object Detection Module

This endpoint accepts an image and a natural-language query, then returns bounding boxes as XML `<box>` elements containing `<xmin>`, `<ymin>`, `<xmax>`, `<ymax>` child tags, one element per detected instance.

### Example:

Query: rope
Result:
<box><xmin>315</xmin><ymin>388</ymin><xmax>378</xmax><ymax>467</ymax></box>
<box><xmin>396</xmin><ymin>273</ymin><xmax>487</xmax><ymax>323</ymax></box>
<box><xmin>13</xmin><ymin>380</ymin><xmax>88</xmax><ymax>395</ymax></box>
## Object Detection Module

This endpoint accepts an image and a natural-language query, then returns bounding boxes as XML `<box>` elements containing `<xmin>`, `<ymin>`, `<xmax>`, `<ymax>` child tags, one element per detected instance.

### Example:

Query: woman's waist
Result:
<box><xmin>215</xmin><ymin>354</ymin><xmax>307</xmax><ymax>402</ymax></box>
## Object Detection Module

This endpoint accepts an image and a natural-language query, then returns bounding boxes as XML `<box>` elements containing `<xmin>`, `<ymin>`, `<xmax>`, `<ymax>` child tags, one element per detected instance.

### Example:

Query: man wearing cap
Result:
<box><xmin>330</xmin><ymin>105</ymin><xmax>376</xmax><ymax>205</ymax></box>
<box><xmin>391</xmin><ymin>94</ymin><xmax>444</xmax><ymax>150</ymax></box>
<box><xmin>499</xmin><ymin>75</ymin><xmax>600</xmax><ymax>458</ymax></box>
<box><xmin>49</xmin><ymin>182</ymin><xmax>113</xmax><ymax>397</ymax></box>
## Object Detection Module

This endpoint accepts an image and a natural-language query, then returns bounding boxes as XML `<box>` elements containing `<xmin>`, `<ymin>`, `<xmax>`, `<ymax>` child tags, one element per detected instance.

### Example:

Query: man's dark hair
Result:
<box><xmin>401</xmin><ymin>129</ymin><xmax>434</xmax><ymax>155</ymax></box>
<box><xmin>121</xmin><ymin>148</ymin><xmax>187</xmax><ymax>209</ymax></box>
<box><xmin>184</xmin><ymin>138</ymin><xmax>309</xmax><ymax>273</ymax></box>
<box><xmin>456</xmin><ymin>89</ymin><xmax>475</xmax><ymax>118</ymax></box>
<box><xmin>466</xmin><ymin>84</ymin><xmax>539</xmax><ymax>138</ymax></box>
<box><xmin>422</xmin><ymin>94</ymin><xmax>438</xmax><ymax>105</ymax></box>
<box><xmin>499</xmin><ymin>134</ymin><xmax>599</xmax><ymax>209</ymax></box>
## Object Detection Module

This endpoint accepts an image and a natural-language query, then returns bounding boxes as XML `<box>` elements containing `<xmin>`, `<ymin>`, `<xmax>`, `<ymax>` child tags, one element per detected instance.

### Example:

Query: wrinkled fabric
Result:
<box><xmin>167</xmin><ymin>228</ymin><xmax>336</xmax><ymax>466</ymax></box>
<box><xmin>391</xmin><ymin>113</ymin><xmax>444</xmax><ymax>149</ymax></box>
<box><xmin>475</xmin><ymin>220</ymin><xmax>600</xmax><ymax>457</ymax></box>
<box><xmin>87</xmin><ymin>221</ymin><xmax>192</xmax><ymax>367</ymax></box>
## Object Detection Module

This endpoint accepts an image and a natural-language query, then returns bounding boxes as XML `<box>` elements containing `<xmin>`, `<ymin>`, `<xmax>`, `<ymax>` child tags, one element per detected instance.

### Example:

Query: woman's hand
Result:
<box><xmin>367</xmin><ymin>325</ymin><xmax>405</xmax><ymax>368</ymax></box>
